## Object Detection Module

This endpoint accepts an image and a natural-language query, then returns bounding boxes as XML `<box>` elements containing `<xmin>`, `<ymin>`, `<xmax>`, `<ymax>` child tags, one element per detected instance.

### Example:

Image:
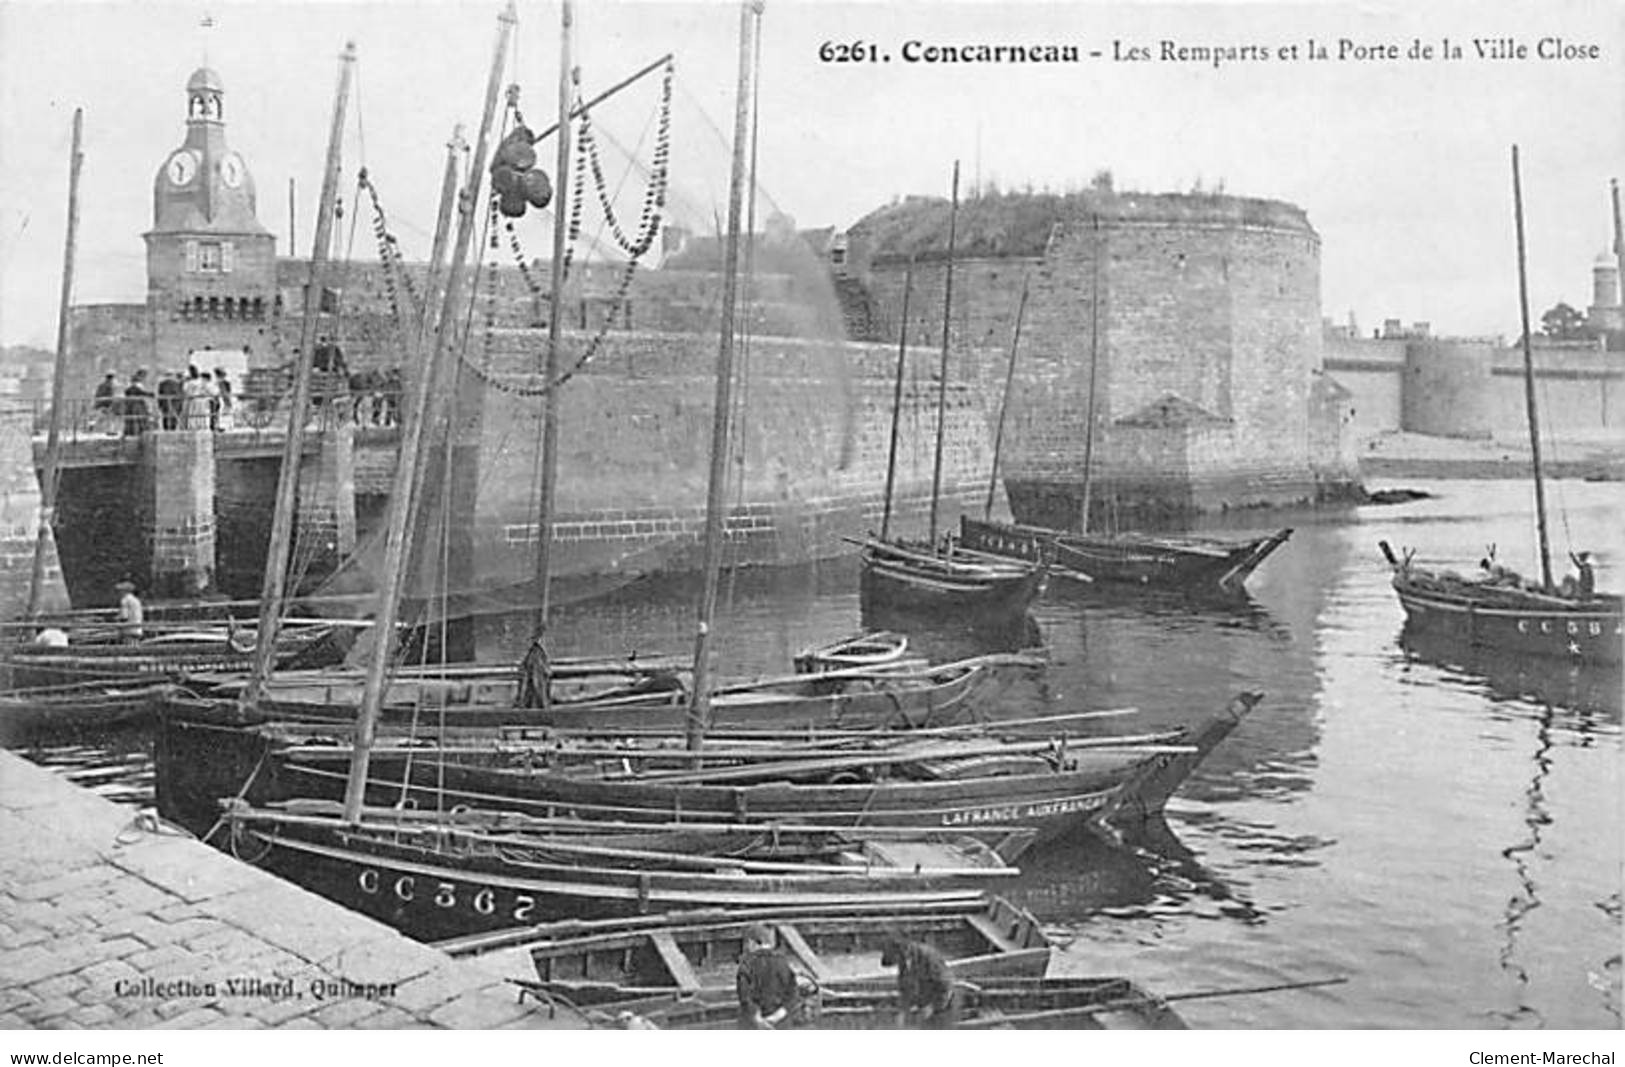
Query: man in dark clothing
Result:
<box><xmin>736</xmin><ymin>924</ymin><xmax>800</xmax><ymax>1029</ymax></box>
<box><xmin>881</xmin><ymin>937</ymin><xmax>960</xmax><ymax>1029</ymax></box>
<box><xmin>92</xmin><ymin>372</ymin><xmax>118</xmax><ymax>432</ymax></box>
<box><xmin>122</xmin><ymin>370</ymin><xmax>153</xmax><ymax>435</ymax></box>
<box><xmin>516</xmin><ymin>631</ymin><xmax>551</xmax><ymax>710</ymax></box>
<box><xmin>156</xmin><ymin>371</ymin><xmax>183</xmax><ymax>431</ymax></box>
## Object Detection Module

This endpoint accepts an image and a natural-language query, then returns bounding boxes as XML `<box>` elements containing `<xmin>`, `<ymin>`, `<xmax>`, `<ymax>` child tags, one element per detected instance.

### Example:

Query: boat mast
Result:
<box><xmin>26</xmin><ymin>109</ymin><xmax>83</xmax><ymax>619</ymax></box>
<box><xmin>984</xmin><ymin>272</ymin><xmax>1030</xmax><ymax>520</ymax></box>
<box><xmin>1511</xmin><ymin>144</ymin><xmax>1553</xmax><ymax>592</ymax></box>
<box><xmin>928</xmin><ymin>160</ymin><xmax>960</xmax><ymax>548</ymax></box>
<box><xmin>879</xmin><ymin>258</ymin><xmax>914</xmax><ymax>540</ymax></box>
<box><xmin>342</xmin><ymin>6</ymin><xmax>517</xmax><ymax>820</ymax></box>
<box><xmin>530</xmin><ymin>0</ymin><xmax>575</xmax><ymax>637</ymax></box>
<box><xmin>686</xmin><ymin>0</ymin><xmax>760</xmax><ymax>751</ymax></box>
<box><xmin>1080</xmin><ymin>213</ymin><xmax>1102</xmax><ymax>535</ymax></box>
<box><xmin>242</xmin><ymin>43</ymin><xmax>355</xmax><ymax>707</ymax></box>
<box><xmin>1613</xmin><ymin>178</ymin><xmax>1623</xmax><ymax>313</ymax></box>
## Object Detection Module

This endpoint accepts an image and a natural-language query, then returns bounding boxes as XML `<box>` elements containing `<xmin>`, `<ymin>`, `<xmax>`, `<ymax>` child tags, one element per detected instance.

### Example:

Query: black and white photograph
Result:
<box><xmin>0</xmin><ymin>0</ymin><xmax>1619</xmax><ymax>1047</ymax></box>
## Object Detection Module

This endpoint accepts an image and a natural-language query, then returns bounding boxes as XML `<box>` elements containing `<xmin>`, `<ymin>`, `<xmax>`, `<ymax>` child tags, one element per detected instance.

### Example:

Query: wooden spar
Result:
<box><xmin>1165</xmin><ymin>975</ymin><xmax>1349</xmax><ymax>1003</ymax></box>
<box><xmin>927</xmin><ymin>160</ymin><xmax>961</xmax><ymax>548</ymax></box>
<box><xmin>529</xmin><ymin>53</ymin><xmax>672</xmax><ymax>145</ymax></box>
<box><xmin>984</xmin><ymin>272</ymin><xmax>1030</xmax><ymax>520</ymax></box>
<box><xmin>384</xmin><ymin>125</ymin><xmax>465</xmax><ymax>601</ymax></box>
<box><xmin>342</xmin><ymin>6</ymin><xmax>517</xmax><ymax>821</ymax></box>
<box><xmin>26</xmin><ymin>108</ymin><xmax>83</xmax><ymax>619</ymax></box>
<box><xmin>1511</xmin><ymin>145</ymin><xmax>1553</xmax><ymax>592</ymax></box>
<box><xmin>242</xmin><ymin>43</ymin><xmax>356</xmax><ymax>708</ymax></box>
<box><xmin>1080</xmin><ymin>212</ymin><xmax>1102</xmax><ymax>534</ymax></box>
<box><xmin>531</xmin><ymin>0</ymin><xmax>575</xmax><ymax>635</ymax></box>
<box><xmin>686</xmin><ymin>0</ymin><xmax>760</xmax><ymax>751</ymax></box>
<box><xmin>418</xmin><ymin>127</ymin><xmax>464</xmax><ymax>346</ymax></box>
<box><xmin>287</xmin><ymin>178</ymin><xmax>296</xmax><ymax>257</ymax></box>
<box><xmin>1613</xmin><ymin>178</ymin><xmax>1623</xmax><ymax>313</ymax></box>
<box><xmin>879</xmin><ymin>258</ymin><xmax>915</xmax><ymax>541</ymax></box>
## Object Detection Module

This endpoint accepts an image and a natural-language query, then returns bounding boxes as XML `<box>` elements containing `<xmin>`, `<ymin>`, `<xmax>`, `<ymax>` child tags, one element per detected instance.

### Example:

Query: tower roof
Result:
<box><xmin>186</xmin><ymin>67</ymin><xmax>225</xmax><ymax>93</ymax></box>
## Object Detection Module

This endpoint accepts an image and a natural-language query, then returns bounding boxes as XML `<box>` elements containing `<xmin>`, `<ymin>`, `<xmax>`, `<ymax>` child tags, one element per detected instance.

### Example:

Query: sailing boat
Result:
<box><xmin>856</xmin><ymin>161</ymin><xmax>1045</xmax><ymax>619</ymax></box>
<box><xmin>178</xmin><ymin>6</ymin><xmax>1034</xmax><ymax>940</ymax></box>
<box><xmin>1378</xmin><ymin>150</ymin><xmax>1622</xmax><ymax>665</ymax></box>
<box><xmin>955</xmin><ymin>211</ymin><xmax>1290</xmax><ymax>593</ymax></box>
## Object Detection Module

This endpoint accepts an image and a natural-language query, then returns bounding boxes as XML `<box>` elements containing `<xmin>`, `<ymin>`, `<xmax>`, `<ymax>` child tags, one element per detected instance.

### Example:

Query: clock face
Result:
<box><xmin>220</xmin><ymin>153</ymin><xmax>244</xmax><ymax>189</ymax></box>
<box><xmin>166</xmin><ymin>151</ymin><xmax>197</xmax><ymax>187</ymax></box>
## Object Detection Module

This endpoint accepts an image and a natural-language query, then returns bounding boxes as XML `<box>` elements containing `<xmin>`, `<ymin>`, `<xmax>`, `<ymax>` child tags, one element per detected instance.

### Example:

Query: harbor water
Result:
<box><xmin>12</xmin><ymin>477</ymin><xmax>1621</xmax><ymax>1029</ymax></box>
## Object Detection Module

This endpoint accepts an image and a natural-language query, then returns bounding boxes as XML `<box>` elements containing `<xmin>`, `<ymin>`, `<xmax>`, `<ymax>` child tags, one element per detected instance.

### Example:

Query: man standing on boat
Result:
<box><xmin>517</xmin><ymin>629</ymin><xmax>552</xmax><ymax>710</ymax></box>
<box><xmin>1564</xmin><ymin>551</ymin><xmax>1597</xmax><ymax>599</ymax></box>
<box><xmin>736</xmin><ymin>924</ymin><xmax>802</xmax><ymax>1029</ymax></box>
<box><xmin>881</xmin><ymin>936</ymin><xmax>961</xmax><ymax>1028</ymax></box>
<box><xmin>115</xmin><ymin>580</ymin><xmax>144</xmax><ymax>643</ymax></box>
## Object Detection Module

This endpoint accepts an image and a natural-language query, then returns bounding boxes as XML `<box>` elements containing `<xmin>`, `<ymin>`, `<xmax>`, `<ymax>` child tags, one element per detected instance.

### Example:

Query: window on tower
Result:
<box><xmin>199</xmin><ymin>242</ymin><xmax>223</xmax><ymax>272</ymax></box>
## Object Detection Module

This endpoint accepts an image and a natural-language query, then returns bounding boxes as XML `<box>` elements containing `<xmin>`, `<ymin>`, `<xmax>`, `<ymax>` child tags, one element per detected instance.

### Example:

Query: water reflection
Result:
<box><xmin>1398</xmin><ymin>622</ymin><xmax>1623</xmax><ymax>723</ymax></box>
<box><xmin>1005</xmin><ymin>814</ymin><xmax>1265</xmax><ymax>928</ymax></box>
<box><xmin>1495</xmin><ymin>699</ymin><xmax>1554</xmax><ymax>1027</ymax></box>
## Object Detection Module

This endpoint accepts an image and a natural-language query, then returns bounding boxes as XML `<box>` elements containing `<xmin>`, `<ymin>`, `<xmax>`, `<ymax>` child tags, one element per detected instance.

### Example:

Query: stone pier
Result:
<box><xmin>0</xmin><ymin>751</ymin><xmax>587</xmax><ymax>1030</ymax></box>
<box><xmin>145</xmin><ymin>429</ymin><xmax>217</xmax><ymax>598</ymax></box>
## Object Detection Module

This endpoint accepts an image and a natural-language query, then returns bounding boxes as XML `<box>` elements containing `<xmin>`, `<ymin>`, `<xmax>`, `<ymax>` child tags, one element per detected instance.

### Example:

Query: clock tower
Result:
<box><xmin>143</xmin><ymin>66</ymin><xmax>276</xmax><ymax>369</ymax></box>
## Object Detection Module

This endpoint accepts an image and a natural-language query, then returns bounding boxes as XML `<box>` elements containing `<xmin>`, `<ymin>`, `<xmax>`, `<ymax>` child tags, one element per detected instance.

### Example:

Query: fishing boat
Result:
<box><xmin>0</xmin><ymin>679</ymin><xmax>173</xmax><ymax>744</ymax></box>
<box><xmin>1378</xmin><ymin>154</ymin><xmax>1623</xmax><ymax>666</ymax></box>
<box><xmin>3</xmin><ymin>622</ymin><xmax>347</xmax><ymax>689</ymax></box>
<box><xmin>217</xmin><ymin>799</ymin><xmax>1017</xmax><ymax>939</ymax></box>
<box><xmin>438</xmin><ymin>895</ymin><xmax>1056</xmax><ymax>999</ymax></box>
<box><xmin>156</xmin><ymin>691</ymin><xmax>1261</xmax><ymax>845</ymax></box>
<box><xmin>161</xmin><ymin>651</ymin><xmax>1031</xmax><ymax>731</ymax></box>
<box><xmin>959</xmin><ymin>517</ymin><xmax>1293</xmax><ymax>593</ymax></box>
<box><xmin>947</xmin><ymin>205</ymin><xmax>1290</xmax><ymax>594</ymax></box>
<box><xmin>856</xmin><ymin>164</ymin><xmax>1044</xmax><ymax>620</ymax></box>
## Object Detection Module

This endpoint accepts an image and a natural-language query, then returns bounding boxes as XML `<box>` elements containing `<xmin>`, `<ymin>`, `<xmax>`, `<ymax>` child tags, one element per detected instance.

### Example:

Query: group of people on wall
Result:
<box><xmin>92</xmin><ymin>360</ymin><xmax>235</xmax><ymax>435</ymax></box>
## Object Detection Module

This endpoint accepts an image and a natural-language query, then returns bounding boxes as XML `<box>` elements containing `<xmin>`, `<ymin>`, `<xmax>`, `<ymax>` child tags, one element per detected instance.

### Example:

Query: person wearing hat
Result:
<box><xmin>1565</xmin><ymin>551</ymin><xmax>1596</xmax><ymax>600</ymax></box>
<box><xmin>735</xmin><ymin>923</ymin><xmax>800</xmax><ymax>1029</ymax></box>
<box><xmin>516</xmin><ymin>627</ymin><xmax>551</xmax><ymax>710</ymax></box>
<box><xmin>115</xmin><ymin>581</ymin><xmax>144</xmax><ymax>643</ymax></box>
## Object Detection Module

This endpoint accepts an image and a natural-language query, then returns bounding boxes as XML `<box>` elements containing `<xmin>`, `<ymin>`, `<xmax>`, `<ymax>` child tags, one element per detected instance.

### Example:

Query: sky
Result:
<box><xmin>0</xmin><ymin>0</ymin><xmax>1621</xmax><ymax>348</ymax></box>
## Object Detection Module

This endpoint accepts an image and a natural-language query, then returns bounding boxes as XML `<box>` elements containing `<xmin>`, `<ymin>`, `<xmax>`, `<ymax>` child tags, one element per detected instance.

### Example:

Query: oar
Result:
<box><xmin>1164</xmin><ymin>975</ymin><xmax>1349</xmax><ymax>1003</ymax></box>
<box><xmin>953</xmin><ymin>975</ymin><xmax>1350</xmax><ymax>1029</ymax></box>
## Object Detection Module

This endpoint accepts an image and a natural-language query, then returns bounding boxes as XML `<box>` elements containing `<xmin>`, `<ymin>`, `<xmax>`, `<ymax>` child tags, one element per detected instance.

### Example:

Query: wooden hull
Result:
<box><xmin>438</xmin><ymin>896</ymin><xmax>1055</xmax><ymax>1001</ymax></box>
<box><xmin>1389</xmin><ymin>570</ymin><xmax>1623</xmax><ymax>665</ymax></box>
<box><xmin>162</xmin><ymin>655</ymin><xmax>1009</xmax><ymax>733</ymax></box>
<box><xmin>157</xmin><ymin>693</ymin><xmax>1259</xmax><ymax>847</ymax></box>
<box><xmin>3</xmin><ymin>625</ymin><xmax>348</xmax><ymax>688</ymax></box>
<box><xmin>859</xmin><ymin>540</ymin><xmax>1045</xmax><ymax>617</ymax></box>
<box><xmin>220</xmin><ymin>811</ymin><xmax>1002</xmax><ymax>940</ymax></box>
<box><xmin>621</xmin><ymin>974</ymin><xmax>1187</xmax><ymax>1030</ymax></box>
<box><xmin>0</xmin><ymin>681</ymin><xmax>172</xmax><ymax>744</ymax></box>
<box><xmin>959</xmin><ymin>516</ymin><xmax>1291</xmax><ymax>591</ymax></box>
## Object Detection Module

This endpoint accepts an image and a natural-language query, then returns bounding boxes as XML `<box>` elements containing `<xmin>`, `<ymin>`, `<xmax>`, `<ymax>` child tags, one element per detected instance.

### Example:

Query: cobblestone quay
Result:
<box><xmin>0</xmin><ymin>751</ymin><xmax>587</xmax><ymax>1030</ymax></box>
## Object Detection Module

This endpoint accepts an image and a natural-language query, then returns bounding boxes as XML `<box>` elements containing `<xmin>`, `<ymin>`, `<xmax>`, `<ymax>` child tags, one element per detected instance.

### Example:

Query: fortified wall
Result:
<box><xmin>840</xmin><ymin>189</ymin><xmax>1352</xmax><ymax>528</ymax></box>
<box><xmin>434</xmin><ymin>327</ymin><xmax>1000</xmax><ymax>593</ymax></box>
<box><xmin>1324</xmin><ymin>331</ymin><xmax>1624</xmax><ymax>441</ymax></box>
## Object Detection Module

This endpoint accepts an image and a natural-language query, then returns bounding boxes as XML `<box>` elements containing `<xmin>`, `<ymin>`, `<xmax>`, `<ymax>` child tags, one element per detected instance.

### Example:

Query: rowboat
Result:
<box><xmin>214</xmin><ymin>800</ymin><xmax>1019</xmax><ymax>939</ymax></box>
<box><xmin>439</xmin><ymin>896</ymin><xmax>1054</xmax><ymax>1001</ymax></box>
<box><xmin>794</xmin><ymin>631</ymin><xmax>910</xmax><ymax>673</ymax></box>
<box><xmin>155</xmin><ymin>692</ymin><xmax>1261</xmax><ymax>846</ymax></box>
<box><xmin>608</xmin><ymin>974</ymin><xmax>1187</xmax><ymax>1030</ymax></box>
<box><xmin>959</xmin><ymin>516</ymin><xmax>1292</xmax><ymax>592</ymax></box>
